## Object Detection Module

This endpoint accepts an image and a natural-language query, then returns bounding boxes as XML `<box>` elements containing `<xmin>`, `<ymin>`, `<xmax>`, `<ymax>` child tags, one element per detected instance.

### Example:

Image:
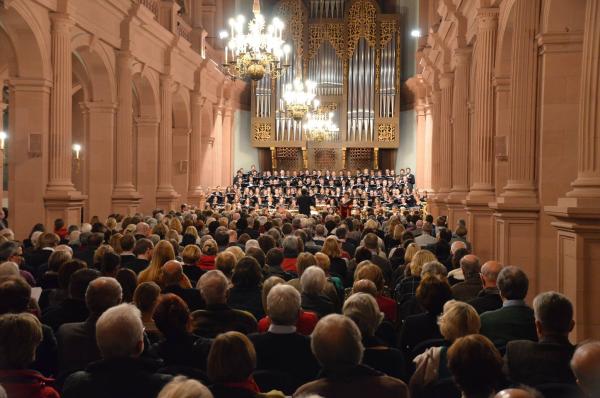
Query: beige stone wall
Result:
<box><xmin>409</xmin><ymin>0</ymin><xmax>600</xmax><ymax>340</ymax></box>
<box><xmin>0</xmin><ymin>0</ymin><xmax>249</xmax><ymax>237</ymax></box>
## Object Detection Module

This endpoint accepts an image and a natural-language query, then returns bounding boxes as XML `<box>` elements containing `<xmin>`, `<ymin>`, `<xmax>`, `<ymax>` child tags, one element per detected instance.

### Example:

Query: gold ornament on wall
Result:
<box><xmin>276</xmin><ymin>0</ymin><xmax>306</xmax><ymax>58</ymax></box>
<box><xmin>253</xmin><ymin>122</ymin><xmax>272</xmax><ymax>141</ymax></box>
<box><xmin>308</xmin><ymin>23</ymin><xmax>346</xmax><ymax>60</ymax></box>
<box><xmin>347</xmin><ymin>0</ymin><xmax>377</xmax><ymax>57</ymax></box>
<box><xmin>377</xmin><ymin>124</ymin><xmax>396</xmax><ymax>142</ymax></box>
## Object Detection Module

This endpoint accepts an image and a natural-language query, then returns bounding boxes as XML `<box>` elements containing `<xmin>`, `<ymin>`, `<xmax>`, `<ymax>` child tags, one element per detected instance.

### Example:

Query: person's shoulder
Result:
<box><xmin>62</xmin><ymin>369</ymin><xmax>92</xmax><ymax>393</ymax></box>
<box><xmin>293</xmin><ymin>379</ymin><xmax>324</xmax><ymax>397</ymax></box>
<box><xmin>376</xmin><ymin>374</ymin><xmax>409</xmax><ymax>395</ymax></box>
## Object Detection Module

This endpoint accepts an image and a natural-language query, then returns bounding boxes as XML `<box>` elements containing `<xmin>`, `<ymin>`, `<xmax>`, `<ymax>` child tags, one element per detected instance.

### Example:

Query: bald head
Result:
<box><xmin>571</xmin><ymin>341</ymin><xmax>600</xmax><ymax>396</ymax></box>
<box><xmin>161</xmin><ymin>260</ymin><xmax>184</xmax><ymax>287</ymax></box>
<box><xmin>451</xmin><ymin>240</ymin><xmax>467</xmax><ymax>254</ymax></box>
<box><xmin>480</xmin><ymin>261</ymin><xmax>503</xmax><ymax>288</ymax></box>
<box><xmin>495</xmin><ymin>388</ymin><xmax>541</xmax><ymax>398</ymax></box>
<box><xmin>460</xmin><ymin>254</ymin><xmax>481</xmax><ymax>278</ymax></box>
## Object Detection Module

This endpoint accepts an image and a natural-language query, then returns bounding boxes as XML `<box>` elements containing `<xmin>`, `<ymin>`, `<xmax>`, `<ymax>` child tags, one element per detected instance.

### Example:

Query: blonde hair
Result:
<box><xmin>438</xmin><ymin>300</ymin><xmax>480</xmax><ymax>341</ymax></box>
<box><xmin>321</xmin><ymin>236</ymin><xmax>341</xmax><ymax>258</ymax></box>
<box><xmin>404</xmin><ymin>243</ymin><xmax>419</xmax><ymax>264</ymax></box>
<box><xmin>215</xmin><ymin>251</ymin><xmax>237</xmax><ymax>278</ymax></box>
<box><xmin>393</xmin><ymin>224</ymin><xmax>405</xmax><ymax>241</ymax></box>
<box><xmin>169</xmin><ymin>218</ymin><xmax>183</xmax><ymax>234</ymax></box>
<box><xmin>201</xmin><ymin>239</ymin><xmax>218</xmax><ymax>256</ymax></box>
<box><xmin>184</xmin><ymin>226</ymin><xmax>199</xmax><ymax>239</ymax></box>
<box><xmin>109</xmin><ymin>233</ymin><xmax>123</xmax><ymax>254</ymax></box>
<box><xmin>181</xmin><ymin>245</ymin><xmax>201</xmax><ymax>264</ymax></box>
<box><xmin>410</xmin><ymin>250</ymin><xmax>437</xmax><ymax>277</ymax></box>
<box><xmin>224</xmin><ymin>245</ymin><xmax>244</xmax><ymax>262</ymax></box>
<box><xmin>314</xmin><ymin>252</ymin><xmax>331</xmax><ymax>273</ymax></box>
<box><xmin>138</xmin><ymin>240</ymin><xmax>175</xmax><ymax>284</ymax></box>
<box><xmin>0</xmin><ymin>312</ymin><xmax>43</xmax><ymax>368</ymax></box>
<box><xmin>106</xmin><ymin>217</ymin><xmax>118</xmax><ymax>231</ymax></box>
<box><xmin>355</xmin><ymin>263</ymin><xmax>384</xmax><ymax>292</ymax></box>
<box><xmin>93</xmin><ymin>244</ymin><xmax>115</xmax><ymax>266</ymax></box>
<box><xmin>158</xmin><ymin>376</ymin><xmax>213</xmax><ymax>398</ymax></box>
<box><xmin>296</xmin><ymin>252</ymin><xmax>317</xmax><ymax>276</ymax></box>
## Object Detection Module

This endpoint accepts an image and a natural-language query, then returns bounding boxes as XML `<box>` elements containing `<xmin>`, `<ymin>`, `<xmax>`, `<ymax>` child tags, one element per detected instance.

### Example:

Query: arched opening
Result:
<box><xmin>172</xmin><ymin>87</ymin><xmax>191</xmax><ymax>204</ymax></box>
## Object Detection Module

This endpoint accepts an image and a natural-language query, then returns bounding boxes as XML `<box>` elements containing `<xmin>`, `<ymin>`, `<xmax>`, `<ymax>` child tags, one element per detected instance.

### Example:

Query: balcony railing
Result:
<box><xmin>137</xmin><ymin>0</ymin><xmax>159</xmax><ymax>19</ymax></box>
<box><xmin>176</xmin><ymin>15</ymin><xmax>192</xmax><ymax>42</ymax></box>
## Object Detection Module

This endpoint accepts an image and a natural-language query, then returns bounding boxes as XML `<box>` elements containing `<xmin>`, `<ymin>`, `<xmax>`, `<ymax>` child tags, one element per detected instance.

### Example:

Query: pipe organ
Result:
<box><xmin>251</xmin><ymin>0</ymin><xmax>402</xmax><ymax>170</ymax></box>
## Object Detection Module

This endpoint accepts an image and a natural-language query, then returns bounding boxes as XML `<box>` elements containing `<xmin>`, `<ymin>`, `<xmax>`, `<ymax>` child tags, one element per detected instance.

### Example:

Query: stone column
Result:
<box><xmin>490</xmin><ymin>0</ymin><xmax>540</xmax><ymax>293</ymax></box>
<box><xmin>221</xmin><ymin>104</ymin><xmax>234</xmax><ymax>185</ymax></box>
<box><xmin>212</xmin><ymin>102</ymin><xmax>224</xmax><ymax>188</ymax></box>
<box><xmin>464</xmin><ymin>8</ymin><xmax>498</xmax><ymax>262</ymax></box>
<box><xmin>428</xmin><ymin>89</ymin><xmax>443</xmax><ymax>216</ymax></box>
<box><xmin>45</xmin><ymin>13</ymin><xmax>85</xmax><ymax>226</ymax></box>
<box><xmin>156</xmin><ymin>74</ymin><xmax>180</xmax><ymax>210</ymax></box>
<box><xmin>423</xmin><ymin>101</ymin><xmax>433</xmax><ymax>192</ymax></box>
<box><xmin>0</xmin><ymin>101</ymin><xmax>6</xmax><ymax>207</ymax></box>
<box><xmin>136</xmin><ymin>116</ymin><xmax>160</xmax><ymax>214</ymax></box>
<box><xmin>188</xmin><ymin>91</ymin><xmax>206</xmax><ymax>203</ymax></box>
<box><xmin>112</xmin><ymin>50</ymin><xmax>140</xmax><ymax>214</ymax></box>
<box><xmin>546</xmin><ymin>0</ymin><xmax>600</xmax><ymax>340</ymax></box>
<box><xmin>437</xmin><ymin>72</ymin><xmax>454</xmax><ymax>215</ymax></box>
<box><xmin>415</xmin><ymin>103</ymin><xmax>427</xmax><ymax>190</ymax></box>
<box><xmin>447</xmin><ymin>48</ymin><xmax>472</xmax><ymax>226</ymax></box>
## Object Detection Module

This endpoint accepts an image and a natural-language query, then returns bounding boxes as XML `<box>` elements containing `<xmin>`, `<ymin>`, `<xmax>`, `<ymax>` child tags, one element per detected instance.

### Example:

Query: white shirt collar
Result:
<box><xmin>268</xmin><ymin>324</ymin><xmax>297</xmax><ymax>334</ymax></box>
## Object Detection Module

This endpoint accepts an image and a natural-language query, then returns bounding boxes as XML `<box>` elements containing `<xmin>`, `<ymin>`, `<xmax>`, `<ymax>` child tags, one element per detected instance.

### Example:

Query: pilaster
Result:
<box><xmin>156</xmin><ymin>74</ymin><xmax>180</xmax><ymax>210</ymax></box>
<box><xmin>188</xmin><ymin>92</ymin><xmax>207</xmax><ymax>201</ymax></box>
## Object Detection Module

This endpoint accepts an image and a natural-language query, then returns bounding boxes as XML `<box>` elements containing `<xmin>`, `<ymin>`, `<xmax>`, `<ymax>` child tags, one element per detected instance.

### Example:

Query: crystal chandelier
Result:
<box><xmin>283</xmin><ymin>79</ymin><xmax>319</xmax><ymax>121</ymax></box>
<box><xmin>219</xmin><ymin>0</ymin><xmax>291</xmax><ymax>81</ymax></box>
<box><xmin>304</xmin><ymin>108</ymin><xmax>339</xmax><ymax>142</ymax></box>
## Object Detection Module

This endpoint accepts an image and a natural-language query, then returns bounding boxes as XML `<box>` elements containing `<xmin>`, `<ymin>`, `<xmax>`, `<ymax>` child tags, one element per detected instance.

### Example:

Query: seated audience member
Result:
<box><xmin>127</xmin><ymin>238</ymin><xmax>153</xmax><ymax>274</ymax></box>
<box><xmin>504</xmin><ymin>291</ymin><xmax>576</xmax><ymax>386</ymax></box>
<box><xmin>119</xmin><ymin>234</ymin><xmax>136</xmax><ymax>269</ymax></box>
<box><xmin>208</xmin><ymin>331</ymin><xmax>284</xmax><ymax>398</ymax></box>
<box><xmin>257</xmin><ymin>277</ymin><xmax>318</xmax><ymax>335</ymax></box>
<box><xmin>571</xmin><ymin>340</ymin><xmax>600</xmax><ymax>397</ymax></box>
<box><xmin>264</xmin><ymin>248</ymin><xmax>292</xmax><ymax>281</ymax></box>
<box><xmin>0</xmin><ymin>313</ymin><xmax>60</xmax><ymax>398</ymax></box>
<box><xmin>469</xmin><ymin>260</ymin><xmax>504</xmax><ymax>314</ymax></box>
<box><xmin>0</xmin><ymin>276</ymin><xmax>58</xmax><ymax>378</ymax></box>
<box><xmin>38</xmin><ymin>249</ymin><xmax>71</xmax><ymax>289</ymax></box>
<box><xmin>288</xmin><ymin>252</ymin><xmax>318</xmax><ymax>291</ymax></box>
<box><xmin>215</xmin><ymin>250</ymin><xmax>237</xmax><ymax>281</ymax></box>
<box><xmin>281</xmin><ymin>236</ymin><xmax>301</xmax><ymax>273</ymax></box>
<box><xmin>199</xmin><ymin>240</ymin><xmax>218</xmax><ymax>271</ymax></box>
<box><xmin>26</xmin><ymin>232</ymin><xmax>59</xmax><ymax>272</ymax></box>
<box><xmin>161</xmin><ymin>260</ymin><xmax>203</xmax><ymax>311</ymax></box>
<box><xmin>451</xmin><ymin>254</ymin><xmax>483</xmax><ymax>302</ymax></box>
<box><xmin>320</xmin><ymin>236</ymin><xmax>348</xmax><ymax>282</ymax></box>
<box><xmin>62</xmin><ymin>303</ymin><xmax>172</xmax><ymax>398</ymax></box>
<box><xmin>39</xmin><ymin>259</ymin><xmax>86</xmax><ymax>312</ymax></box>
<box><xmin>495</xmin><ymin>388</ymin><xmax>543</xmax><ymax>398</ymax></box>
<box><xmin>100</xmin><ymin>251</ymin><xmax>121</xmax><ymax>277</ymax></box>
<box><xmin>421</xmin><ymin>260</ymin><xmax>448</xmax><ymax>279</ymax></box>
<box><xmin>355</xmin><ymin>263</ymin><xmax>396</xmax><ymax>323</ymax></box>
<box><xmin>447</xmin><ymin>335</ymin><xmax>504</xmax><ymax>398</ymax></box>
<box><xmin>116</xmin><ymin>268</ymin><xmax>137</xmax><ymax>302</ymax></box>
<box><xmin>249</xmin><ymin>284</ymin><xmax>319</xmax><ymax>393</ymax></box>
<box><xmin>343</xmin><ymin>293</ymin><xmax>405</xmax><ymax>380</ymax></box>
<box><xmin>480</xmin><ymin>266</ymin><xmax>537</xmax><ymax>346</ymax></box>
<box><xmin>42</xmin><ymin>268</ymin><xmax>99</xmax><ymax>331</ymax></box>
<box><xmin>414</xmin><ymin>222</ymin><xmax>436</xmax><ymax>247</ymax></box>
<box><xmin>395</xmin><ymin>249</ymin><xmax>436</xmax><ymax>306</ymax></box>
<box><xmin>300</xmin><ymin>266</ymin><xmax>335</xmax><ymax>319</ymax></box>
<box><xmin>294</xmin><ymin>314</ymin><xmax>409</xmax><ymax>398</ymax></box>
<box><xmin>133</xmin><ymin>281</ymin><xmax>162</xmax><ymax>343</ymax></box>
<box><xmin>158</xmin><ymin>376</ymin><xmax>214</xmax><ymax>398</ymax></box>
<box><xmin>152</xmin><ymin>294</ymin><xmax>211</xmax><ymax>374</ymax></box>
<box><xmin>138</xmin><ymin>240</ymin><xmax>175</xmax><ymax>285</ymax></box>
<box><xmin>181</xmin><ymin>244</ymin><xmax>204</xmax><ymax>285</ymax></box>
<box><xmin>227</xmin><ymin>256</ymin><xmax>265</xmax><ymax>320</ymax></box>
<box><xmin>57</xmin><ymin>276</ymin><xmax>122</xmax><ymax>378</ymax></box>
<box><xmin>362</xmin><ymin>233</ymin><xmax>392</xmax><ymax>284</ymax></box>
<box><xmin>192</xmin><ymin>270</ymin><xmax>257</xmax><ymax>337</ymax></box>
<box><xmin>399</xmin><ymin>275</ymin><xmax>453</xmax><ymax>353</ymax></box>
<box><xmin>410</xmin><ymin>300</ymin><xmax>480</xmax><ymax>393</ymax></box>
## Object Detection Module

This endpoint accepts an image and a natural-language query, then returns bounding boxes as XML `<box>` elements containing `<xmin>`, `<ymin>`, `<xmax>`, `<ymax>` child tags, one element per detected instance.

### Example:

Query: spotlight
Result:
<box><xmin>410</xmin><ymin>29</ymin><xmax>422</xmax><ymax>38</ymax></box>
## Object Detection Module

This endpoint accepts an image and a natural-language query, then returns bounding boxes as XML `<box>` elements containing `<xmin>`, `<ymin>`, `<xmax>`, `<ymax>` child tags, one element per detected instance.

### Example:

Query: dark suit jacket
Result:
<box><xmin>227</xmin><ymin>285</ymin><xmax>265</xmax><ymax>320</ymax></box>
<box><xmin>293</xmin><ymin>365</ymin><xmax>408</xmax><ymax>398</ymax></box>
<box><xmin>370</xmin><ymin>254</ymin><xmax>393</xmax><ymax>285</ymax></box>
<box><xmin>298</xmin><ymin>194</ymin><xmax>313</xmax><ymax>216</ymax></box>
<box><xmin>399</xmin><ymin>312</ymin><xmax>442</xmax><ymax>353</ymax></box>
<box><xmin>469</xmin><ymin>288</ymin><xmax>503</xmax><ymax>314</ymax></box>
<box><xmin>504</xmin><ymin>336</ymin><xmax>576</xmax><ymax>386</ymax></box>
<box><xmin>57</xmin><ymin>317</ymin><xmax>101</xmax><ymax>378</ymax></box>
<box><xmin>451</xmin><ymin>276</ymin><xmax>483</xmax><ymax>302</ymax></box>
<box><xmin>62</xmin><ymin>357</ymin><xmax>172</xmax><ymax>398</ymax></box>
<box><xmin>301</xmin><ymin>293</ymin><xmax>335</xmax><ymax>319</ymax></box>
<box><xmin>25</xmin><ymin>248</ymin><xmax>53</xmax><ymax>272</ymax></box>
<box><xmin>191</xmin><ymin>304</ymin><xmax>257</xmax><ymax>338</ymax></box>
<box><xmin>73</xmin><ymin>245</ymin><xmax>99</xmax><ymax>268</ymax></box>
<box><xmin>480</xmin><ymin>304</ymin><xmax>537</xmax><ymax>346</ymax></box>
<box><xmin>124</xmin><ymin>258</ymin><xmax>149</xmax><ymax>274</ymax></box>
<box><xmin>162</xmin><ymin>285</ymin><xmax>205</xmax><ymax>312</ymax></box>
<box><xmin>42</xmin><ymin>298</ymin><xmax>89</xmax><ymax>332</ymax></box>
<box><xmin>249</xmin><ymin>331</ymin><xmax>319</xmax><ymax>393</ymax></box>
<box><xmin>119</xmin><ymin>254</ymin><xmax>136</xmax><ymax>269</ymax></box>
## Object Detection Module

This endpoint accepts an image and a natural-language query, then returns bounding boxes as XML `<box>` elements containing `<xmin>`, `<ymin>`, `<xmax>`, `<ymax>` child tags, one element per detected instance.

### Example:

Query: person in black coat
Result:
<box><xmin>227</xmin><ymin>257</ymin><xmax>265</xmax><ymax>320</ymax></box>
<box><xmin>249</xmin><ymin>285</ymin><xmax>319</xmax><ymax>394</ymax></box>
<box><xmin>161</xmin><ymin>261</ymin><xmax>205</xmax><ymax>312</ymax></box>
<box><xmin>468</xmin><ymin>261</ymin><xmax>503</xmax><ymax>314</ymax></box>
<box><xmin>264</xmin><ymin>248</ymin><xmax>294</xmax><ymax>281</ymax></box>
<box><xmin>297</xmin><ymin>189</ymin><xmax>313</xmax><ymax>217</ymax></box>
<box><xmin>504</xmin><ymin>291</ymin><xmax>577</xmax><ymax>387</ymax></box>
<box><xmin>124</xmin><ymin>238</ymin><xmax>153</xmax><ymax>275</ymax></box>
<box><xmin>62</xmin><ymin>303</ymin><xmax>172</xmax><ymax>398</ymax></box>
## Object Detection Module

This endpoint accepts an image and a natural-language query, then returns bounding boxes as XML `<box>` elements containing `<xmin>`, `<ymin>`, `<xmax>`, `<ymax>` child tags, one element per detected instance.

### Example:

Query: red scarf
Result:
<box><xmin>222</xmin><ymin>377</ymin><xmax>260</xmax><ymax>393</ymax></box>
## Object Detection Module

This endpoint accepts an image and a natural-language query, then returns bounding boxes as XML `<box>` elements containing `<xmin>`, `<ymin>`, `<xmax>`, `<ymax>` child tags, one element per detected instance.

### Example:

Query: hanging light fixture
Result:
<box><xmin>283</xmin><ymin>79</ymin><xmax>318</xmax><ymax>121</ymax></box>
<box><xmin>219</xmin><ymin>0</ymin><xmax>291</xmax><ymax>81</ymax></box>
<box><xmin>304</xmin><ymin>108</ymin><xmax>339</xmax><ymax>142</ymax></box>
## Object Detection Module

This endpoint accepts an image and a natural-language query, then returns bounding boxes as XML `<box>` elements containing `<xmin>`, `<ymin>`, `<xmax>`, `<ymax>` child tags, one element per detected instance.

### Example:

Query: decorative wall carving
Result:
<box><xmin>313</xmin><ymin>148</ymin><xmax>337</xmax><ymax>170</ymax></box>
<box><xmin>347</xmin><ymin>0</ymin><xmax>377</xmax><ymax>56</ymax></box>
<box><xmin>253</xmin><ymin>122</ymin><xmax>272</xmax><ymax>141</ymax></box>
<box><xmin>308</xmin><ymin>23</ymin><xmax>346</xmax><ymax>60</ymax></box>
<box><xmin>276</xmin><ymin>0</ymin><xmax>306</xmax><ymax>58</ymax></box>
<box><xmin>377</xmin><ymin>123</ymin><xmax>396</xmax><ymax>141</ymax></box>
<box><xmin>347</xmin><ymin>148</ymin><xmax>374</xmax><ymax>171</ymax></box>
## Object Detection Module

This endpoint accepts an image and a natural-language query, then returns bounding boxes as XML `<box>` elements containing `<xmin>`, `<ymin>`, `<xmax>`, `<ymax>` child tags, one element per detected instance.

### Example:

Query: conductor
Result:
<box><xmin>298</xmin><ymin>188</ymin><xmax>313</xmax><ymax>216</ymax></box>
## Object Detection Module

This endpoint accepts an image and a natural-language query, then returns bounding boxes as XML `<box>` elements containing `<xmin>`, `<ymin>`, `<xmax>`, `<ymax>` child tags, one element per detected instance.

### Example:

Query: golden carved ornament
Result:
<box><xmin>276</xmin><ymin>0</ymin><xmax>306</xmax><ymax>58</ymax></box>
<box><xmin>308</xmin><ymin>23</ymin><xmax>346</xmax><ymax>60</ymax></box>
<box><xmin>380</xmin><ymin>20</ymin><xmax>397</xmax><ymax>48</ymax></box>
<box><xmin>253</xmin><ymin>122</ymin><xmax>272</xmax><ymax>141</ymax></box>
<box><xmin>377</xmin><ymin>124</ymin><xmax>396</xmax><ymax>142</ymax></box>
<box><xmin>347</xmin><ymin>0</ymin><xmax>377</xmax><ymax>57</ymax></box>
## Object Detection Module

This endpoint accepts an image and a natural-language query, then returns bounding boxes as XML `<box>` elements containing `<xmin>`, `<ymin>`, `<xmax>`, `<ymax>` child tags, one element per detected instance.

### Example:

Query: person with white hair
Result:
<box><xmin>191</xmin><ymin>270</ymin><xmax>257</xmax><ymax>338</ymax></box>
<box><xmin>420</xmin><ymin>260</ymin><xmax>447</xmax><ymax>278</ymax></box>
<box><xmin>249</xmin><ymin>284</ymin><xmax>319</xmax><ymax>394</ymax></box>
<box><xmin>294</xmin><ymin>314</ymin><xmax>408</xmax><ymax>398</ymax></box>
<box><xmin>0</xmin><ymin>261</ymin><xmax>19</xmax><ymax>278</ymax></box>
<box><xmin>244</xmin><ymin>239</ymin><xmax>260</xmax><ymax>252</ymax></box>
<box><xmin>343</xmin><ymin>293</ymin><xmax>405</xmax><ymax>379</ymax></box>
<box><xmin>80</xmin><ymin>223</ymin><xmax>92</xmax><ymax>234</ymax></box>
<box><xmin>62</xmin><ymin>303</ymin><xmax>172</xmax><ymax>398</ymax></box>
<box><xmin>300</xmin><ymin>266</ymin><xmax>335</xmax><ymax>319</ymax></box>
<box><xmin>57</xmin><ymin>277</ymin><xmax>123</xmax><ymax>377</ymax></box>
<box><xmin>158</xmin><ymin>376</ymin><xmax>213</xmax><ymax>398</ymax></box>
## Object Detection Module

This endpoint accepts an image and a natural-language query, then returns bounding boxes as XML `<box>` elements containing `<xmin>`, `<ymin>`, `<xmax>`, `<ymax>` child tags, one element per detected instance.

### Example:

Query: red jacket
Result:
<box><xmin>376</xmin><ymin>295</ymin><xmax>397</xmax><ymax>323</ymax></box>
<box><xmin>0</xmin><ymin>369</ymin><xmax>60</xmax><ymax>398</ymax></box>
<box><xmin>281</xmin><ymin>257</ymin><xmax>298</xmax><ymax>273</ymax></box>
<box><xmin>197</xmin><ymin>255</ymin><xmax>216</xmax><ymax>271</ymax></box>
<box><xmin>258</xmin><ymin>310</ymin><xmax>319</xmax><ymax>336</ymax></box>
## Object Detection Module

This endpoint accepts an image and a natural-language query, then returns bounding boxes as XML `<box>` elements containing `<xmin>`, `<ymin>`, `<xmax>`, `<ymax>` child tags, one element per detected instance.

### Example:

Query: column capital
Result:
<box><xmin>440</xmin><ymin>72</ymin><xmax>454</xmax><ymax>88</ymax></box>
<box><xmin>50</xmin><ymin>12</ymin><xmax>74</xmax><ymax>30</ymax></box>
<box><xmin>453</xmin><ymin>47</ymin><xmax>472</xmax><ymax>65</ymax></box>
<box><xmin>81</xmin><ymin>101</ymin><xmax>117</xmax><ymax>112</ymax></box>
<box><xmin>135</xmin><ymin>116</ymin><xmax>160</xmax><ymax>126</ymax></box>
<box><xmin>191</xmin><ymin>91</ymin><xmax>207</xmax><ymax>108</ymax></box>
<box><xmin>8</xmin><ymin>78</ymin><xmax>53</xmax><ymax>93</ymax></box>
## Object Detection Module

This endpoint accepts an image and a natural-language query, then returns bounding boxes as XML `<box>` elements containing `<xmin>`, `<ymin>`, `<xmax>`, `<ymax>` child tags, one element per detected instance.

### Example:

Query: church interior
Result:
<box><xmin>0</xmin><ymin>0</ymin><xmax>599</xmax><ymax>397</ymax></box>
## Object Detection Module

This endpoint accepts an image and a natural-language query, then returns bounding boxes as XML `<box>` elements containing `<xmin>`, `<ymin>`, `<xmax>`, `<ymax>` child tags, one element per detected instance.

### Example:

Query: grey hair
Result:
<box><xmin>421</xmin><ymin>261</ymin><xmax>448</xmax><ymax>278</ymax></box>
<box><xmin>533</xmin><ymin>291</ymin><xmax>573</xmax><ymax>335</ymax></box>
<box><xmin>343</xmin><ymin>293</ymin><xmax>384</xmax><ymax>337</ymax></box>
<box><xmin>198</xmin><ymin>270</ymin><xmax>229</xmax><ymax>304</ymax></box>
<box><xmin>0</xmin><ymin>262</ymin><xmax>20</xmax><ymax>278</ymax></box>
<box><xmin>245</xmin><ymin>239</ymin><xmax>260</xmax><ymax>252</ymax></box>
<box><xmin>85</xmin><ymin>277</ymin><xmax>123</xmax><ymax>315</ymax></box>
<box><xmin>300</xmin><ymin>266</ymin><xmax>326</xmax><ymax>295</ymax></box>
<box><xmin>267</xmin><ymin>284</ymin><xmax>301</xmax><ymax>326</ymax></box>
<box><xmin>282</xmin><ymin>236</ymin><xmax>299</xmax><ymax>252</ymax></box>
<box><xmin>95</xmin><ymin>303</ymin><xmax>143</xmax><ymax>359</ymax></box>
<box><xmin>311</xmin><ymin>314</ymin><xmax>364</xmax><ymax>371</ymax></box>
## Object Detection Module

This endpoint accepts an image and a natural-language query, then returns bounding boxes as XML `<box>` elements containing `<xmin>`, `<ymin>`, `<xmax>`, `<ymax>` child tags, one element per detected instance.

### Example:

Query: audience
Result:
<box><xmin>451</xmin><ymin>254</ymin><xmax>482</xmax><ymax>302</ymax></box>
<box><xmin>468</xmin><ymin>260</ymin><xmax>503</xmax><ymax>314</ymax></box>
<box><xmin>300</xmin><ymin>266</ymin><xmax>336</xmax><ymax>318</ymax></box>
<box><xmin>158</xmin><ymin>376</ymin><xmax>213</xmax><ymax>398</ymax></box>
<box><xmin>571</xmin><ymin>340</ymin><xmax>600</xmax><ymax>397</ymax></box>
